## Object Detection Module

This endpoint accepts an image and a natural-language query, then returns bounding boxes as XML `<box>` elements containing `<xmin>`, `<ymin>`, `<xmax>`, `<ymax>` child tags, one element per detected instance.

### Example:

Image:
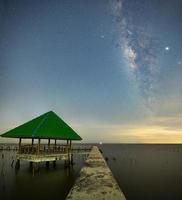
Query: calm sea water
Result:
<box><xmin>100</xmin><ymin>144</ymin><xmax>182</xmax><ymax>200</ymax></box>
<box><xmin>1</xmin><ymin>144</ymin><xmax>182</xmax><ymax>200</ymax></box>
<box><xmin>0</xmin><ymin>148</ymin><xmax>85</xmax><ymax>200</ymax></box>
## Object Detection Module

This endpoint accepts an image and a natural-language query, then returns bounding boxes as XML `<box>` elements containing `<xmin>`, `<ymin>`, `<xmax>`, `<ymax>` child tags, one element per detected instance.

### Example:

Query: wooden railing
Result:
<box><xmin>19</xmin><ymin>144</ymin><xmax>92</xmax><ymax>155</ymax></box>
<box><xmin>19</xmin><ymin>144</ymin><xmax>69</xmax><ymax>154</ymax></box>
<box><xmin>71</xmin><ymin>146</ymin><xmax>92</xmax><ymax>153</ymax></box>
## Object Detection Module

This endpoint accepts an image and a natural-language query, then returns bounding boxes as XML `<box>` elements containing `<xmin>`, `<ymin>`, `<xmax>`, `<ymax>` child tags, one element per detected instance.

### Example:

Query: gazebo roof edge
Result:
<box><xmin>1</xmin><ymin>111</ymin><xmax>82</xmax><ymax>140</ymax></box>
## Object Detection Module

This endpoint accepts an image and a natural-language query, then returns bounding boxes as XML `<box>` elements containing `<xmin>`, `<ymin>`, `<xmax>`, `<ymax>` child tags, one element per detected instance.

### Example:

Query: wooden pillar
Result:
<box><xmin>31</xmin><ymin>138</ymin><xmax>34</xmax><ymax>146</ymax></box>
<box><xmin>66</xmin><ymin>140</ymin><xmax>69</xmax><ymax>153</ymax></box>
<box><xmin>71</xmin><ymin>153</ymin><xmax>73</xmax><ymax>166</ymax></box>
<box><xmin>48</xmin><ymin>138</ymin><xmax>50</xmax><ymax>152</ymax></box>
<box><xmin>37</xmin><ymin>138</ymin><xmax>41</xmax><ymax>154</ymax></box>
<box><xmin>70</xmin><ymin>140</ymin><xmax>72</xmax><ymax>149</ymax></box>
<box><xmin>54</xmin><ymin>139</ymin><xmax>57</xmax><ymax>153</ymax></box>
<box><xmin>31</xmin><ymin>138</ymin><xmax>34</xmax><ymax>153</ymax></box>
<box><xmin>19</xmin><ymin>138</ymin><xmax>22</xmax><ymax>153</ymax></box>
<box><xmin>15</xmin><ymin>159</ymin><xmax>20</xmax><ymax>170</ymax></box>
<box><xmin>29</xmin><ymin>161</ymin><xmax>33</xmax><ymax>168</ymax></box>
<box><xmin>53</xmin><ymin>160</ymin><xmax>56</xmax><ymax>168</ymax></box>
<box><xmin>46</xmin><ymin>161</ymin><xmax>50</xmax><ymax>168</ymax></box>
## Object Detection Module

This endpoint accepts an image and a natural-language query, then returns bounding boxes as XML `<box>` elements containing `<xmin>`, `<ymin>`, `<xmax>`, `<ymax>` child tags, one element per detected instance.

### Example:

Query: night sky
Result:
<box><xmin>0</xmin><ymin>0</ymin><xmax>182</xmax><ymax>143</ymax></box>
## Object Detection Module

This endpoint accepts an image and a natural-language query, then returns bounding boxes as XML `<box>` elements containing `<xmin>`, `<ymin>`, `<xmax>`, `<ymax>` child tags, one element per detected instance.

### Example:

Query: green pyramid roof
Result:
<box><xmin>1</xmin><ymin>111</ymin><xmax>82</xmax><ymax>140</ymax></box>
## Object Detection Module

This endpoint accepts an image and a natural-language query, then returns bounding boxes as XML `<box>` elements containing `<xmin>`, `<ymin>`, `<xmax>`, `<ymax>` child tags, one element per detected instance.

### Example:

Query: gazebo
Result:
<box><xmin>1</xmin><ymin>111</ymin><xmax>82</xmax><ymax>165</ymax></box>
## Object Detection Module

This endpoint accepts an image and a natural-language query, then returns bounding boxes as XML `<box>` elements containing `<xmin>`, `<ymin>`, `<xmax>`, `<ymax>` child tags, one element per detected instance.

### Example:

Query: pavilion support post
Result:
<box><xmin>29</xmin><ymin>161</ymin><xmax>33</xmax><ymax>168</ymax></box>
<box><xmin>71</xmin><ymin>153</ymin><xmax>73</xmax><ymax>166</ymax></box>
<box><xmin>53</xmin><ymin>160</ymin><xmax>56</xmax><ymax>168</ymax></box>
<box><xmin>15</xmin><ymin>159</ymin><xmax>20</xmax><ymax>170</ymax></box>
<box><xmin>37</xmin><ymin>139</ymin><xmax>41</xmax><ymax>154</ymax></box>
<box><xmin>70</xmin><ymin>140</ymin><xmax>72</xmax><ymax>150</ymax></box>
<box><xmin>70</xmin><ymin>140</ymin><xmax>73</xmax><ymax>166</ymax></box>
<box><xmin>46</xmin><ymin>161</ymin><xmax>50</xmax><ymax>168</ymax></box>
<box><xmin>66</xmin><ymin>140</ymin><xmax>69</xmax><ymax>153</ymax></box>
<box><xmin>48</xmin><ymin>139</ymin><xmax>50</xmax><ymax>153</ymax></box>
<box><xmin>19</xmin><ymin>138</ymin><xmax>22</xmax><ymax>153</ymax></box>
<box><xmin>31</xmin><ymin>138</ymin><xmax>34</xmax><ymax>153</ymax></box>
<box><xmin>54</xmin><ymin>139</ymin><xmax>57</xmax><ymax>153</ymax></box>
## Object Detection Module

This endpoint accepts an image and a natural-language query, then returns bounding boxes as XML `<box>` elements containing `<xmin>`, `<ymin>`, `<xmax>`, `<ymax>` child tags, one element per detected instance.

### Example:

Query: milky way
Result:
<box><xmin>110</xmin><ymin>0</ymin><xmax>161</xmax><ymax>111</ymax></box>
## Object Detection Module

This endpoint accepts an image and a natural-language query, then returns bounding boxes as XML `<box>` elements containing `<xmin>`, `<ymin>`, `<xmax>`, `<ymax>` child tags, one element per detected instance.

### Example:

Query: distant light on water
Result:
<box><xmin>99</xmin><ymin>141</ymin><xmax>103</xmax><ymax>145</ymax></box>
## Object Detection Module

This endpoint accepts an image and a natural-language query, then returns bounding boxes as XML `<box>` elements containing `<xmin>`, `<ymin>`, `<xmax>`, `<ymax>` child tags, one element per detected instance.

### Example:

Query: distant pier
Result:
<box><xmin>66</xmin><ymin>146</ymin><xmax>126</xmax><ymax>200</ymax></box>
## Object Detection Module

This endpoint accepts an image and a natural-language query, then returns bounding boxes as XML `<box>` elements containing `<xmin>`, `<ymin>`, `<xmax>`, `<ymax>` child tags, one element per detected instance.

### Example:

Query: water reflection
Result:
<box><xmin>0</xmin><ymin>150</ymin><xmax>85</xmax><ymax>200</ymax></box>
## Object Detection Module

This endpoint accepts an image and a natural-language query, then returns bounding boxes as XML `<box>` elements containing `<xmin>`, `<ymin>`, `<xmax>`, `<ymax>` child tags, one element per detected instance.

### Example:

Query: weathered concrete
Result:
<box><xmin>66</xmin><ymin>146</ymin><xmax>126</xmax><ymax>200</ymax></box>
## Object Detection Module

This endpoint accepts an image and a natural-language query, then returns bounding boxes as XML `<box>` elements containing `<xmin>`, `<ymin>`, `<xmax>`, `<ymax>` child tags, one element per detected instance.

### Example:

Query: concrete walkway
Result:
<box><xmin>66</xmin><ymin>146</ymin><xmax>126</xmax><ymax>200</ymax></box>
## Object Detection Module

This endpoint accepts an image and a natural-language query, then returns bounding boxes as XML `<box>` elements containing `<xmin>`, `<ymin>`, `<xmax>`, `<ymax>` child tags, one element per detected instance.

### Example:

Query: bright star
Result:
<box><xmin>165</xmin><ymin>46</ymin><xmax>170</xmax><ymax>51</ymax></box>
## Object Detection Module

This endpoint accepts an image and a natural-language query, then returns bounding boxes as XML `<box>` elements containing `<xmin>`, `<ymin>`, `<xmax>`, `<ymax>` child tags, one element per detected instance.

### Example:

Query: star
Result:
<box><xmin>165</xmin><ymin>46</ymin><xmax>170</xmax><ymax>51</ymax></box>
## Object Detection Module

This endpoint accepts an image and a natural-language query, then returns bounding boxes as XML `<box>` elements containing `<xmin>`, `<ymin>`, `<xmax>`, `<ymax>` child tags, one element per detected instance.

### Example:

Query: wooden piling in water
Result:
<box><xmin>53</xmin><ymin>161</ymin><xmax>56</xmax><ymax>168</ymax></box>
<box><xmin>46</xmin><ymin>161</ymin><xmax>50</xmax><ymax>168</ymax></box>
<box><xmin>15</xmin><ymin>159</ymin><xmax>20</xmax><ymax>170</ymax></box>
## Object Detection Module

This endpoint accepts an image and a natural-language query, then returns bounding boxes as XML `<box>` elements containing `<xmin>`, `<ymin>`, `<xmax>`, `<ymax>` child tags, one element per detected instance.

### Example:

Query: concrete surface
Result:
<box><xmin>66</xmin><ymin>146</ymin><xmax>126</xmax><ymax>200</ymax></box>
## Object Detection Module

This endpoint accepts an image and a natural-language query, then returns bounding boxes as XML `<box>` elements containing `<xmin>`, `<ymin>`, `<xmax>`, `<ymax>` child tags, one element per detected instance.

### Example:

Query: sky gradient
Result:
<box><xmin>0</xmin><ymin>0</ymin><xmax>182</xmax><ymax>143</ymax></box>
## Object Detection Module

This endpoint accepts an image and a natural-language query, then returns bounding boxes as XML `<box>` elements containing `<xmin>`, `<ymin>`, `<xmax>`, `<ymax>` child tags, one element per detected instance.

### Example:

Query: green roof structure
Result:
<box><xmin>1</xmin><ymin>111</ymin><xmax>82</xmax><ymax>140</ymax></box>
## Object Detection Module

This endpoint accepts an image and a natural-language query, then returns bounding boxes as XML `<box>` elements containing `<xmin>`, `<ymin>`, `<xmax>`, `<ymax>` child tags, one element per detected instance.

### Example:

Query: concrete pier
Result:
<box><xmin>66</xmin><ymin>146</ymin><xmax>126</xmax><ymax>200</ymax></box>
